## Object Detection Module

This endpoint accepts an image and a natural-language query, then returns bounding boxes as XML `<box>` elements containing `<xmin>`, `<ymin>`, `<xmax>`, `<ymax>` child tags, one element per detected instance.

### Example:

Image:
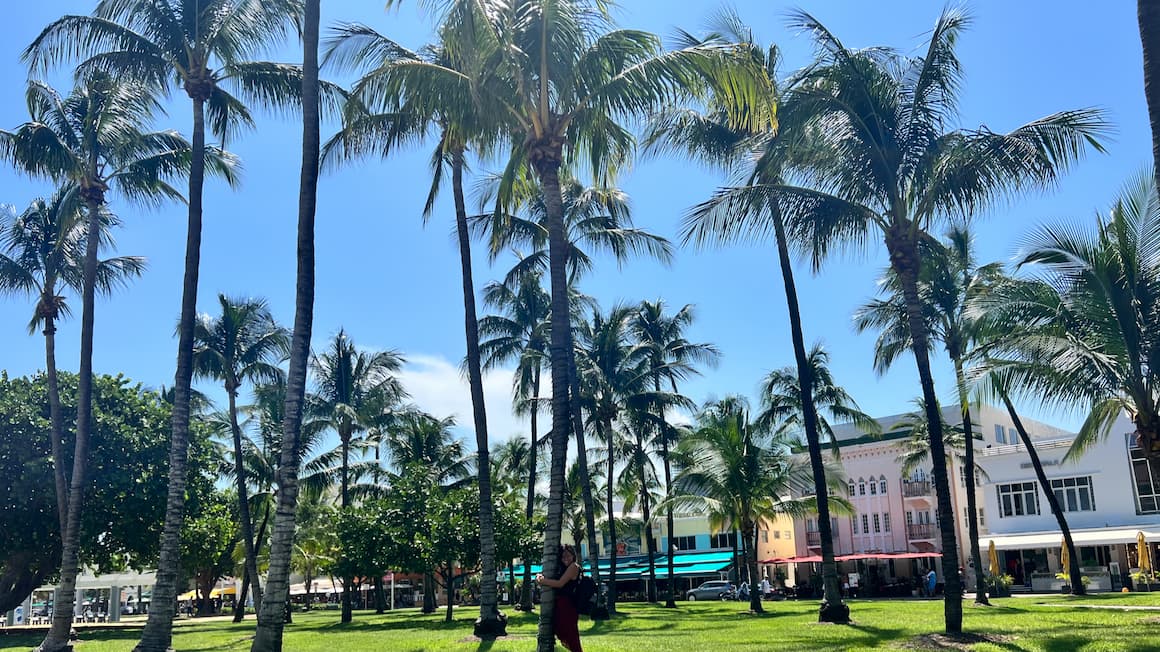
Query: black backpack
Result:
<box><xmin>571</xmin><ymin>575</ymin><xmax>596</xmax><ymax>615</ymax></box>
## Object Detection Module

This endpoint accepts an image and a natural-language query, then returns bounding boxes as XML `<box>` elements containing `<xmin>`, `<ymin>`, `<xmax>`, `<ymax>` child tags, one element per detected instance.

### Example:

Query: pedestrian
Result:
<box><xmin>925</xmin><ymin>569</ymin><xmax>937</xmax><ymax>598</ymax></box>
<box><xmin>537</xmin><ymin>544</ymin><xmax>584</xmax><ymax>652</ymax></box>
<box><xmin>760</xmin><ymin>577</ymin><xmax>771</xmax><ymax>599</ymax></box>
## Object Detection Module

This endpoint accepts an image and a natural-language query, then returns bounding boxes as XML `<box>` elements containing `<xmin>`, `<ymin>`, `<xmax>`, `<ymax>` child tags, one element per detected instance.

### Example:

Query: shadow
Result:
<box><xmin>474</xmin><ymin>640</ymin><xmax>494</xmax><ymax>652</ymax></box>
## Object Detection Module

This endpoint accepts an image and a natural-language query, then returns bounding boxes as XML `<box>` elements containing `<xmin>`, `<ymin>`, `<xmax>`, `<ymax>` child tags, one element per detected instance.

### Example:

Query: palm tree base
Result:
<box><xmin>662</xmin><ymin>600</ymin><xmax>677</xmax><ymax>609</ymax></box>
<box><xmin>818</xmin><ymin>600</ymin><xmax>850</xmax><ymax>624</ymax></box>
<box><xmin>472</xmin><ymin>612</ymin><xmax>508</xmax><ymax>639</ymax></box>
<box><xmin>590</xmin><ymin>605</ymin><xmax>610</xmax><ymax>620</ymax></box>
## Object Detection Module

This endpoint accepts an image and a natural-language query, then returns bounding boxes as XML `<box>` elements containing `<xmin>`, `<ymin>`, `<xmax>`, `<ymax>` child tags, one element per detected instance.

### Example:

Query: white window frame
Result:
<box><xmin>1049</xmin><ymin>476</ymin><xmax>1096</xmax><ymax>513</ymax></box>
<box><xmin>997</xmin><ymin>481</ymin><xmax>1040</xmax><ymax>517</ymax></box>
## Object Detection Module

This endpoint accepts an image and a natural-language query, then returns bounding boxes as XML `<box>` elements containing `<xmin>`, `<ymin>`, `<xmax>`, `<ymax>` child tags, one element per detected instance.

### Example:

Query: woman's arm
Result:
<box><xmin>537</xmin><ymin>564</ymin><xmax>580</xmax><ymax>589</ymax></box>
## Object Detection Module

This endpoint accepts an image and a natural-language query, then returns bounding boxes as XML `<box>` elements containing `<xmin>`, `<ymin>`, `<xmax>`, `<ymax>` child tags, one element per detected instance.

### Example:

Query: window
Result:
<box><xmin>883</xmin><ymin>513</ymin><xmax>891</xmax><ymax>533</ymax></box>
<box><xmin>672</xmin><ymin>535</ymin><xmax>697</xmax><ymax>551</ymax></box>
<box><xmin>806</xmin><ymin>519</ymin><xmax>817</xmax><ymax>532</ymax></box>
<box><xmin>773</xmin><ymin>530</ymin><xmax>781</xmax><ymax>540</ymax></box>
<box><xmin>880</xmin><ymin>479</ymin><xmax>888</xmax><ymax>494</ymax></box>
<box><xmin>848</xmin><ymin>482</ymin><xmax>855</xmax><ymax>496</ymax></box>
<box><xmin>997</xmin><ymin>481</ymin><xmax>1040</xmax><ymax>517</ymax></box>
<box><xmin>761</xmin><ymin>530</ymin><xmax>769</xmax><ymax>543</ymax></box>
<box><xmin>978</xmin><ymin>508</ymin><xmax>984</xmax><ymax>527</ymax></box>
<box><xmin>872</xmin><ymin>514</ymin><xmax>881</xmax><ymax>533</ymax></box>
<box><xmin>1008</xmin><ymin>427</ymin><xmax>1019</xmax><ymax>445</ymax></box>
<box><xmin>1050</xmin><ymin>476</ymin><xmax>1095</xmax><ymax>512</ymax></box>
<box><xmin>858</xmin><ymin>482</ymin><xmax>866</xmax><ymax>496</ymax></box>
<box><xmin>1129</xmin><ymin>438</ymin><xmax>1160</xmax><ymax>514</ymax></box>
<box><xmin>994</xmin><ymin>424</ymin><xmax>1007</xmax><ymax>444</ymax></box>
<box><xmin>710</xmin><ymin>532</ymin><xmax>737</xmax><ymax>549</ymax></box>
<box><xmin>861</xmin><ymin>514</ymin><xmax>870</xmax><ymax>534</ymax></box>
<box><xmin>959</xmin><ymin>465</ymin><xmax>967</xmax><ymax>487</ymax></box>
<box><xmin>784</xmin><ymin>530</ymin><xmax>792</xmax><ymax>539</ymax></box>
<box><xmin>870</xmin><ymin>481</ymin><xmax>877</xmax><ymax>495</ymax></box>
<box><xmin>905</xmin><ymin>511</ymin><xmax>914</xmax><ymax>526</ymax></box>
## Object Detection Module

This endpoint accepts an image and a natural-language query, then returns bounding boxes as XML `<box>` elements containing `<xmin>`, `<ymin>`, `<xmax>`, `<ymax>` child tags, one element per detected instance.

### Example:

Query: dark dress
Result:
<box><xmin>553</xmin><ymin>564</ymin><xmax>583</xmax><ymax>652</ymax></box>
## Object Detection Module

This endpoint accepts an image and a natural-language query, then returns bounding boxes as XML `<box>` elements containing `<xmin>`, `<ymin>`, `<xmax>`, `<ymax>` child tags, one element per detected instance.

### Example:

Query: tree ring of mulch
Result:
<box><xmin>459</xmin><ymin>635</ymin><xmax>529</xmax><ymax>643</ymax></box>
<box><xmin>902</xmin><ymin>632</ymin><xmax>1014</xmax><ymax>650</ymax></box>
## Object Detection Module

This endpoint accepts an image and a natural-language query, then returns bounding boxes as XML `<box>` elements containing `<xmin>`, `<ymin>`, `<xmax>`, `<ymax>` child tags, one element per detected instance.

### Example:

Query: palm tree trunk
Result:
<box><xmin>234</xmin><ymin>568</ymin><xmax>252</xmax><ymax>623</ymax></box>
<box><xmin>887</xmin><ymin>226</ymin><xmax>962</xmax><ymax>634</ymax></box>
<box><xmin>602</xmin><ymin>416</ymin><xmax>618</xmax><ymax>615</ymax></box>
<box><xmin>521</xmin><ymin>370</ymin><xmax>541</xmax><ymax>611</ymax></box>
<box><xmin>340</xmin><ymin>430</ymin><xmax>353</xmax><ymax>624</ymax></box>
<box><xmin>533</xmin><ymin>158</ymin><xmax>572</xmax><ymax>652</ymax></box>
<box><xmin>770</xmin><ymin>201</ymin><xmax>847</xmax><ymax>622</ymax></box>
<box><xmin>37</xmin><ymin>196</ymin><xmax>102</xmax><ymax>652</ymax></box>
<box><xmin>251</xmin><ymin>1</ymin><xmax>320</xmax><ymax>647</ymax></box>
<box><xmin>508</xmin><ymin>559</ymin><xmax>516</xmax><ymax>606</ymax></box>
<box><xmin>638</xmin><ymin>437</ymin><xmax>658</xmax><ymax>602</ymax></box>
<box><xmin>451</xmin><ymin>147</ymin><xmax>504</xmax><ymax>637</ymax></box>
<box><xmin>228</xmin><ymin>390</ymin><xmax>262</xmax><ymax>619</ymax></box>
<box><xmin>567</xmin><ymin>354</ymin><xmax>605</xmax><ymax>618</ymax></box>
<box><xmin>661</xmin><ymin>429</ymin><xmax>677</xmax><ymax>608</ymax></box>
<box><xmin>731</xmin><ymin>527</ymin><xmax>741</xmax><ymax>586</ymax></box>
<box><xmin>42</xmin><ymin>312</ymin><xmax>70</xmax><ymax>537</ymax></box>
<box><xmin>996</xmin><ymin>383</ymin><xmax>1084</xmax><ymax>594</ymax></box>
<box><xmin>1141</xmin><ymin>0</ymin><xmax>1160</xmax><ymax>191</ymax></box>
<box><xmin>236</xmin><ymin>499</ymin><xmax>272</xmax><ymax>621</ymax></box>
<box><xmin>953</xmin><ymin>360</ymin><xmax>989</xmax><ymax>605</ymax></box>
<box><xmin>134</xmin><ymin>87</ymin><xmax>209</xmax><ymax>652</ymax></box>
<box><xmin>744</xmin><ymin>519</ymin><xmax>763</xmax><ymax>614</ymax></box>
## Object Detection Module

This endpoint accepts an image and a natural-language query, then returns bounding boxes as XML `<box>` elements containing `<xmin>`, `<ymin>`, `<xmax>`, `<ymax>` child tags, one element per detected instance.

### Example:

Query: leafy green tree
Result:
<box><xmin>290</xmin><ymin>492</ymin><xmax>335</xmax><ymax>612</ymax></box>
<box><xmin>331</xmin><ymin>501</ymin><xmax>394</xmax><ymax>616</ymax></box>
<box><xmin>193</xmin><ymin>295</ymin><xmax>288</xmax><ymax>619</ymax></box>
<box><xmin>671</xmin><ymin>397</ymin><xmax>841</xmax><ymax>614</ymax></box>
<box><xmin>0</xmin><ymin>372</ymin><xmax>216</xmax><ymax>614</ymax></box>
<box><xmin>687</xmin><ymin>8</ymin><xmax>1105</xmax><ymax>631</ymax></box>
<box><xmin>2</xmin><ymin>73</ymin><xmax>205</xmax><ymax>652</ymax></box>
<box><xmin>0</xmin><ymin>191</ymin><xmax>144</xmax><ymax>537</ymax></box>
<box><xmin>426</xmin><ymin>486</ymin><xmax>481</xmax><ymax>623</ymax></box>
<box><xmin>181</xmin><ymin>494</ymin><xmax>240</xmax><ymax>617</ymax></box>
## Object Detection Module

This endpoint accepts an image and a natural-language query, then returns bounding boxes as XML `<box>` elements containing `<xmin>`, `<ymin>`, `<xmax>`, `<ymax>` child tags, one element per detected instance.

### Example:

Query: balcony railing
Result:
<box><xmin>907</xmin><ymin>523</ymin><xmax>936</xmax><ymax>540</ymax></box>
<box><xmin>806</xmin><ymin>531</ymin><xmax>822</xmax><ymax>546</ymax></box>
<box><xmin>902</xmin><ymin>480</ymin><xmax>932</xmax><ymax>497</ymax></box>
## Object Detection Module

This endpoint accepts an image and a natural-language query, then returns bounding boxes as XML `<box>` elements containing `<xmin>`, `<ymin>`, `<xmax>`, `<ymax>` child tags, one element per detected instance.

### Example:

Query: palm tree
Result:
<box><xmin>380</xmin><ymin>4</ymin><xmax>764</xmax><ymax>640</ymax></box>
<box><xmin>688</xmin><ymin>9</ymin><xmax>1106</xmax><ymax>632</ymax></box>
<box><xmin>192</xmin><ymin>295</ymin><xmax>289</xmax><ymax>619</ymax></box>
<box><xmin>671</xmin><ymin>397</ymin><xmax>838</xmax><ymax>614</ymax></box>
<box><xmin>654</xmin><ymin>12</ymin><xmax>871</xmax><ymax>621</ymax></box>
<box><xmin>324</xmin><ymin>16</ymin><xmax>511</xmax><ymax>631</ymax></box>
<box><xmin>309</xmin><ymin>329</ymin><xmax>405</xmax><ymax>623</ymax></box>
<box><xmin>0</xmin><ymin>189</ymin><xmax>144</xmax><ymax>538</ymax></box>
<box><xmin>853</xmin><ymin>226</ymin><xmax>1001</xmax><ymax>604</ymax></box>
<box><xmin>1141</xmin><ymin>0</ymin><xmax>1160</xmax><ymax>191</ymax></box>
<box><xmin>627</xmin><ymin>301</ymin><xmax>718</xmax><ymax>607</ymax></box>
<box><xmin>2</xmin><ymin>74</ymin><xmax>203</xmax><ymax>652</ymax></box>
<box><xmin>23</xmin><ymin>4</ymin><xmax>307</xmax><ymax>647</ymax></box>
<box><xmin>252</xmin><ymin>1</ymin><xmax>321</xmax><ymax>647</ymax></box>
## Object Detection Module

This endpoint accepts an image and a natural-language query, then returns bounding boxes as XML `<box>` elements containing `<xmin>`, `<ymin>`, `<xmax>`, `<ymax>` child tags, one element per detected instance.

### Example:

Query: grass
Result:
<box><xmin>2</xmin><ymin>597</ymin><xmax>1158</xmax><ymax>651</ymax></box>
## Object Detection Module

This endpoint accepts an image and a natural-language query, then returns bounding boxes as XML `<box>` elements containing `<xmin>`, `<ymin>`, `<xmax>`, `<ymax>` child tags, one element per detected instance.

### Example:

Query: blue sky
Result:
<box><xmin>0</xmin><ymin>1</ymin><xmax>1150</xmax><ymax>445</ymax></box>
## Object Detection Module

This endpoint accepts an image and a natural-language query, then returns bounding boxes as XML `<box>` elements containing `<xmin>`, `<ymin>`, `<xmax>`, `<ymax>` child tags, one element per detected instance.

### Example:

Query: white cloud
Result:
<box><xmin>399</xmin><ymin>353</ymin><xmax>543</xmax><ymax>449</ymax></box>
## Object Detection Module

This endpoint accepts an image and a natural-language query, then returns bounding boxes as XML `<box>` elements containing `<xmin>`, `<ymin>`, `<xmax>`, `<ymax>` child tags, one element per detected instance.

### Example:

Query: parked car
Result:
<box><xmin>685</xmin><ymin>580</ymin><xmax>734</xmax><ymax>601</ymax></box>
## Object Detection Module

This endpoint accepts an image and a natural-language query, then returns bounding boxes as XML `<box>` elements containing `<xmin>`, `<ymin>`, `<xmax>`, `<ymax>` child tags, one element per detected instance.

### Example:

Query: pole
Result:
<box><xmin>390</xmin><ymin>574</ymin><xmax>394</xmax><ymax>611</ymax></box>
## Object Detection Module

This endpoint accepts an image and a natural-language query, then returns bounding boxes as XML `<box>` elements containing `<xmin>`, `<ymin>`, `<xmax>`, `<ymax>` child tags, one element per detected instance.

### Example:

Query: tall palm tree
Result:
<box><xmin>309</xmin><ymin>329</ymin><xmax>406</xmax><ymax>623</ymax></box>
<box><xmin>324</xmin><ymin>17</ymin><xmax>510</xmax><ymax>632</ymax></box>
<box><xmin>192</xmin><ymin>295</ymin><xmax>289</xmax><ymax>619</ymax></box>
<box><xmin>853</xmin><ymin>226</ymin><xmax>1001</xmax><ymax>604</ymax></box>
<box><xmin>1141</xmin><ymin>0</ymin><xmax>1160</xmax><ymax>191</ymax></box>
<box><xmin>380</xmin><ymin>4</ymin><xmax>765</xmax><ymax>641</ymax></box>
<box><xmin>628</xmin><ymin>301</ymin><xmax>718</xmax><ymax>607</ymax></box>
<box><xmin>252</xmin><ymin>1</ymin><xmax>321</xmax><ymax>647</ymax></box>
<box><xmin>671</xmin><ymin>397</ymin><xmax>838</xmax><ymax>614</ymax></box>
<box><xmin>690</xmin><ymin>9</ymin><xmax>1106</xmax><ymax>632</ymax></box>
<box><xmin>0</xmin><ymin>189</ymin><xmax>145</xmax><ymax>538</ymax></box>
<box><xmin>2</xmin><ymin>74</ymin><xmax>203</xmax><ymax>652</ymax></box>
<box><xmin>23</xmin><ymin>4</ymin><xmax>306</xmax><ymax>647</ymax></box>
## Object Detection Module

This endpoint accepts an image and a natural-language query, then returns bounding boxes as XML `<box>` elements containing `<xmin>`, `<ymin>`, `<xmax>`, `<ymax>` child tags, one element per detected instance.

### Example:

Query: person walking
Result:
<box><xmin>925</xmin><ymin>568</ymin><xmax>938</xmax><ymax>598</ymax></box>
<box><xmin>537</xmin><ymin>544</ymin><xmax>584</xmax><ymax>652</ymax></box>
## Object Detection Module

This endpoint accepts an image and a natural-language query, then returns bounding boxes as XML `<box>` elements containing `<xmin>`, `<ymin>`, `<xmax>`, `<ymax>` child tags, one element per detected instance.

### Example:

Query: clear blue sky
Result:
<box><xmin>0</xmin><ymin>1</ymin><xmax>1149</xmax><ymax>442</ymax></box>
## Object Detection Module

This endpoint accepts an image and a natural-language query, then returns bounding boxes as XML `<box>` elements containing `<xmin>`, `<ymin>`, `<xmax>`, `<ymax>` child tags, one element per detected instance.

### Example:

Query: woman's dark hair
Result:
<box><xmin>557</xmin><ymin>544</ymin><xmax>577</xmax><ymax>575</ymax></box>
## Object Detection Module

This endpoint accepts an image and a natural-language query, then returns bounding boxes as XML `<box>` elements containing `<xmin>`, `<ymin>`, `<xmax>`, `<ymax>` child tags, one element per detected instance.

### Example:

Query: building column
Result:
<box><xmin>109</xmin><ymin>585</ymin><xmax>121</xmax><ymax>622</ymax></box>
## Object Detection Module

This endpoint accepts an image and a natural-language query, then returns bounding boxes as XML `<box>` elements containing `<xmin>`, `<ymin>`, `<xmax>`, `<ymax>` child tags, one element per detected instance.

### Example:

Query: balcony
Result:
<box><xmin>902</xmin><ymin>480</ymin><xmax>932</xmax><ymax>498</ymax></box>
<box><xmin>806</xmin><ymin>531</ymin><xmax>822</xmax><ymax>547</ymax></box>
<box><xmin>907</xmin><ymin>523</ymin><xmax>936</xmax><ymax>540</ymax></box>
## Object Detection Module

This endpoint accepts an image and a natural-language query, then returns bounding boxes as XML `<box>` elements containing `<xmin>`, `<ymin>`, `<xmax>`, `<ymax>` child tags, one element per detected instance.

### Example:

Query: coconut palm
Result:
<box><xmin>671</xmin><ymin>397</ymin><xmax>836</xmax><ymax>614</ymax></box>
<box><xmin>308</xmin><ymin>329</ymin><xmax>406</xmax><ymax>622</ymax></box>
<box><xmin>192</xmin><ymin>295</ymin><xmax>289</xmax><ymax>619</ymax></box>
<box><xmin>2</xmin><ymin>73</ymin><xmax>209</xmax><ymax>652</ymax></box>
<box><xmin>23</xmin><ymin>3</ymin><xmax>308</xmax><ymax>646</ymax></box>
<box><xmin>0</xmin><ymin>190</ymin><xmax>144</xmax><ymax>538</ymax></box>
<box><xmin>252</xmin><ymin>1</ymin><xmax>321</xmax><ymax>646</ymax></box>
<box><xmin>1142</xmin><ymin>0</ymin><xmax>1160</xmax><ymax>191</ymax></box>
<box><xmin>380</xmin><ymin>3</ymin><xmax>765</xmax><ymax>640</ymax></box>
<box><xmin>853</xmin><ymin>226</ymin><xmax>1002</xmax><ymax>603</ymax></box>
<box><xmin>688</xmin><ymin>8</ymin><xmax>1106</xmax><ymax>631</ymax></box>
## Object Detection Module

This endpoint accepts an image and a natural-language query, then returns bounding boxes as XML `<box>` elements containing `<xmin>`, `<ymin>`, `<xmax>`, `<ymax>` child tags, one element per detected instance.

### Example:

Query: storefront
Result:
<box><xmin>982</xmin><ymin>527</ymin><xmax>1160</xmax><ymax>592</ymax></box>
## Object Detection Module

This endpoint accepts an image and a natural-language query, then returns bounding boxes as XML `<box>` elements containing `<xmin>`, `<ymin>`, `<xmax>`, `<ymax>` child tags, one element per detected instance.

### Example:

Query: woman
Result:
<box><xmin>537</xmin><ymin>544</ymin><xmax>583</xmax><ymax>652</ymax></box>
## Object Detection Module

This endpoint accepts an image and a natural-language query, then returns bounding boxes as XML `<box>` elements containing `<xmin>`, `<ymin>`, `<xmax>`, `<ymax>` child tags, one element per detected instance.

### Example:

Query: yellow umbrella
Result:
<box><xmin>1060</xmin><ymin>538</ymin><xmax>1069</xmax><ymax>576</ymax></box>
<box><xmin>988</xmin><ymin>540</ymin><xmax>1000</xmax><ymax>577</ymax></box>
<box><xmin>1139</xmin><ymin>531</ymin><xmax>1152</xmax><ymax>574</ymax></box>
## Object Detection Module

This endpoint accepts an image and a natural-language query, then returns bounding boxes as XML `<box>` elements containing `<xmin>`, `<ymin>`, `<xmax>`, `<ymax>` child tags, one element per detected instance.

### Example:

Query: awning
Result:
<box><xmin>209</xmin><ymin>587</ymin><xmax>236</xmax><ymax>598</ymax></box>
<box><xmin>652</xmin><ymin>561</ymin><xmax>731</xmax><ymax>579</ymax></box>
<box><xmin>760</xmin><ymin>552</ymin><xmax>942</xmax><ymax>564</ymax></box>
<box><xmin>981</xmin><ymin>527</ymin><xmax>1160</xmax><ymax>551</ymax></box>
<box><xmin>177</xmin><ymin>590</ymin><xmax>197</xmax><ymax>601</ymax></box>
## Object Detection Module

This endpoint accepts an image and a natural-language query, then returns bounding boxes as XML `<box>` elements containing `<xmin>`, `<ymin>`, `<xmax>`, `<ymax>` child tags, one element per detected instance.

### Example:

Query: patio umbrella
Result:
<box><xmin>988</xmin><ymin>540</ymin><xmax>999</xmax><ymax>577</ymax></box>
<box><xmin>1139</xmin><ymin>531</ymin><xmax>1151</xmax><ymax>573</ymax></box>
<box><xmin>1060</xmin><ymin>538</ymin><xmax>1069</xmax><ymax>577</ymax></box>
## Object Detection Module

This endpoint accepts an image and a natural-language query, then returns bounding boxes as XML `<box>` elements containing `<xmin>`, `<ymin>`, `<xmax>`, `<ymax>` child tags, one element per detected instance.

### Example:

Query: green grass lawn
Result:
<box><xmin>2</xmin><ymin>597</ymin><xmax>1158</xmax><ymax>651</ymax></box>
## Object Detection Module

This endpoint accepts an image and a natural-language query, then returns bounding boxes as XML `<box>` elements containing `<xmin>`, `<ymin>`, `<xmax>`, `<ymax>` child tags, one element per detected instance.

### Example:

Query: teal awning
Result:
<box><xmin>651</xmin><ymin>561</ymin><xmax>731</xmax><ymax>579</ymax></box>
